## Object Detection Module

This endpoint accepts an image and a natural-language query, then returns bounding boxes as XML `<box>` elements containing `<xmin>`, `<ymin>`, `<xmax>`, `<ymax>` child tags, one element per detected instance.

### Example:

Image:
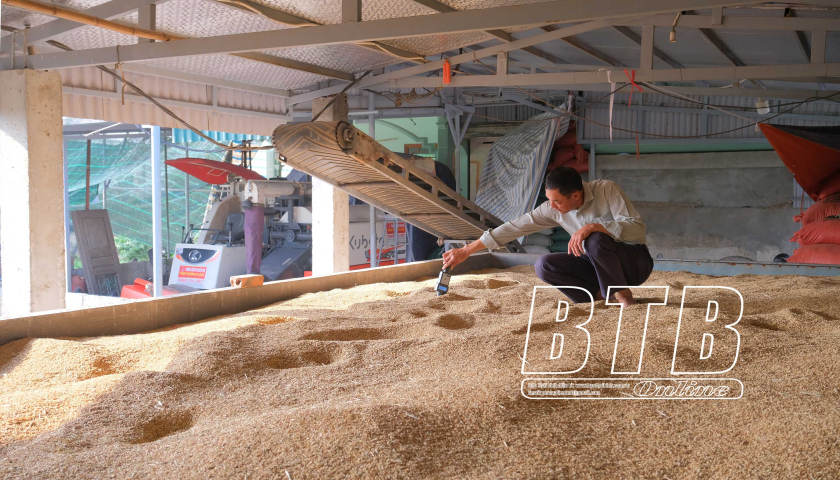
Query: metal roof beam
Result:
<box><xmin>493</xmin><ymin>84</ymin><xmax>840</xmax><ymax>101</ymax></box>
<box><xmin>537</xmin><ymin>26</ymin><xmax>625</xmax><ymax>71</ymax></box>
<box><xmin>409</xmin><ymin>0</ymin><xmax>568</xmax><ymax>67</ymax></box>
<box><xmin>214</xmin><ymin>0</ymin><xmax>316</xmax><ymax>26</ymax></box>
<box><xmin>811</xmin><ymin>28</ymin><xmax>828</xmax><ymax>90</ymax></box>
<box><xmin>539</xmin><ymin>24</ymin><xmax>625</xmax><ymax>68</ymax></box>
<box><xmin>8</xmin><ymin>0</ymin><xmax>767</xmax><ymax>70</ymax></box>
<box><xmin>231</xmin><ymin>52</ymin><xmax>355</xmax><ymax>81</ymax></box>
<box><xmin>1</xmin><ymin>0</ymin><xmax>356</xmax><ymax>82</ymax></box>
<box><xmin>341</xmin><ymin>0</ymin><xmax>361</xmax><ymax>23</ymax></box>
<box><xmin>812</xmin><ymin>30</ymin><xmax>827</xmax><ymax>64</ymax></box>
<box><xmin>613</xmin><ymin>25</ymin><xmax>711</xmax><ymax>87</ymax></box>
<box><xmin>640</xmin><ymin>24</ymin><xmax>653</xmax><ymax>70</ymax></box>
<box><xmin>613</xmin><ymin>25</ymin><xmax>673</xmax><ymax>68</ymax></box>
<box><xmin>769</xmin><ymin>76</ymin><xmax>840</xmax><ymax>84</ymax></box>
<box><xmin>382</xmin><ymin>62</ymin><xmax>840</xmax><ymax>87</ymax></box>
<box><xmin>696</xmin><ymin>26</ymin><xmax>765</xmax><ymax>89</ymax></box>
<box><xmin>118</xmin><ymin>62</ymin><xmax>291</xmax><ymax>96</ymax></box>
<box><xmin>561</xmin><ymin>36</ymin><xmax>624</xmax><ymax>67</ymax></box>
<box><xmin>506</xmin><ymin>61</ymin><xmax>603</xmax><ymax>71</ymax></box>
<box><xmin>137</xmin><ymin>4</ymin><xmax>155</xmax><ymax>44</ymax></box>
<box><xmin>287</xmin><ymin>19</ymin><xmax>638</xmax><ymax>105</ymax></box>
<box><xmin>624</xmin><ymin>13</ymin><xmax>840</xmax><ymax>31</ymax></box>
<box><xmin>0</xmin><ymin>0</ymin><xmax>168</xmax><ymax>53</ymax></box>
<box><xmin>784</xmin><ymin>8</ymin><xmax>812</xmax><ymax>63</ymax></box>
<box><xmin>213</xmin><ymin>0</ymin><xmax>425</xmax><ymax>64</ymax></box>
<box><xmin>499</xmin><ymin>93</ymin><xmax>565</xmax><ymax>115</ymax></box>
<box><xmin>211</xmin><ymin>0</ymin><xmax>427</xmax><ymax>66</ymax></box>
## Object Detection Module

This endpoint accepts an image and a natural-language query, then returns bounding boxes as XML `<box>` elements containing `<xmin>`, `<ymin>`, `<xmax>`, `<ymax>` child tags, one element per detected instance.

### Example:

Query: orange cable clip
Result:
<box><xmin>443</xmin><ymin>58</ymin><xmax>452</xmax><ymax>85</ymax></box>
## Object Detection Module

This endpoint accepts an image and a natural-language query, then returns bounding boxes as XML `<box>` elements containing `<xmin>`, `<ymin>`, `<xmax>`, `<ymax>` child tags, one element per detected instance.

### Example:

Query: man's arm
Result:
<box><xmin>442</xmin><ymin>202</ymin><xmax>559</xmax><ymax>269</ymax></box>
<box><xmin>477</xmin><ymin>202</ymin><xmax>559</xmax><ymax>250</ymax></box>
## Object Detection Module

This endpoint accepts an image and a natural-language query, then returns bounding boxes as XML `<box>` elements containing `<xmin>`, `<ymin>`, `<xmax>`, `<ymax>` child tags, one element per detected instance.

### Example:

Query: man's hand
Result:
<box><xmin>568</xmin><ymin>224</ymin><xmax>609</xmax><ymax>256</ymax></box>
<box><xmin>442</xmin><ymin>247</ymin><xmax>470</xmax><ymax>270</ymax></box>
<box><xmin>441</xmin><ymin>239</ymin><xmax>487</xmax><ymax>270</ymax></box>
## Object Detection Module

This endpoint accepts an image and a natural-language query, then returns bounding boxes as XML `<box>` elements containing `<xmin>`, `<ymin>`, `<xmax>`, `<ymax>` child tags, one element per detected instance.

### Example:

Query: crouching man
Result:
<box><xmin>442</xmin><ymin>166</ymin><xmax>653</xmax><ymax>307</ymax></box>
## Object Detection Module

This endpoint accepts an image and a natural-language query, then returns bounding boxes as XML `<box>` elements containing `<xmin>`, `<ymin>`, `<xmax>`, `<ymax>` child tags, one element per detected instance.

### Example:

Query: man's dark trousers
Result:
<box><xmin>534</xmin><ymin>232</ymin><xmax>654</xmax><ymax>303</ymax></box>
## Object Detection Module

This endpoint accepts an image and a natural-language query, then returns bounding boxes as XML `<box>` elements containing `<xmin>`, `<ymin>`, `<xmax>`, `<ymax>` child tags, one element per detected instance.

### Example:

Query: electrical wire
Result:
<box><xmin>641</xmin><ymin>81</ymin><xmax>753</xmax><ymax>123</ymax></box>
<box><xmin>638</xmin><ymin>82</ymin><xmax>840</xmax><ymax>110</ymax></box>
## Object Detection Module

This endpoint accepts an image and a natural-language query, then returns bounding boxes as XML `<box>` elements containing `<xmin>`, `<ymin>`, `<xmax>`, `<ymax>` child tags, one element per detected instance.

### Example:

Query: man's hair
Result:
<box><xmin>544</xmin><ymin>166</ymin><xmax>583</xmax><ymax>196</ymax></box>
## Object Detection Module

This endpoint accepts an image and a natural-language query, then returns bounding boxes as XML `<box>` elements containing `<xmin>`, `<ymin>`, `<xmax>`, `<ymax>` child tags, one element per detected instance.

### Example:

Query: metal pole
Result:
<box><xmin>368</xmin><ymin>92</ymin><xmax>378</xmax><ymax>268</ymax></box>
<box><xmin>164</xmin><ymin>143</ymin><xmax>170</xmax><ymax>254</ymax></box>
<box><xmin>165</xmin><ymin>163</ymin><xmax>172</xmax><ymax>255</ymax></box>
<box><xmin>102</xmin><ymin>180</ymin><xmax>108</xmax><ymax>209</ymax></box>
<box><xmin>84</xmin><ymin>139</ymin><xmax>91</xmax><ymax>210</ymax></box>
<box><xmin>453</xmin><ymin>114</ymin><xmax>461</xmax><ymax>194</ymax></box>
<box><xmin>151</xmin><ymin>126</ymin><xmax>164</xmax><ymax>297</ymax></box>
<box><xmin>369</xmin><ymin>205</ymin><xmax>377</xmax><ymax>268</ymax></box>
<box><xmin>63</xmin><ymin>139</ymin><xmax>71</xmax><ymax>292</ymax></box>
<box><xmin>184</xmin><ymin>144</ymin><xmax>190</xmax><ymax>234</ymax></box>
<box><xmin>393</xmin><ymin>219</ymin><xmax>398</xmax><ymax>265</ymax></box>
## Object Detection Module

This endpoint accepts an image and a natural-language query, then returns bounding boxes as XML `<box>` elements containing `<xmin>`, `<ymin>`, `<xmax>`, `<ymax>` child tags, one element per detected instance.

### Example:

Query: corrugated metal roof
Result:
<box><xmin>5</xmin><ymin>0</ymin><xmax>840</xmax><ymax>134</ymax></box>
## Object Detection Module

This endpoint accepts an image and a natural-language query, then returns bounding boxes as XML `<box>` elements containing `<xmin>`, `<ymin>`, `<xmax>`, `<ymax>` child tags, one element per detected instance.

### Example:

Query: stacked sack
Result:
<box><xmin>789</xmin><ymin>171</ymin><xmax>840</xmax><ymax>264</ymax></box>
<box><xmin>521</xmin><ymin>229</ymin><xmax>553</xmax><ymax>255</ymax></box>
<box><xmin>521</xmin><ymin>228</ymin><xmax>573</xmax><ymax>255</ymax></box>
<box><xmin>549</xmin><ymin>228</ymin><xmax>572</xmax><ymax>252</ymax></box>
<box><xmin>547</xmin><ymin>122</ymin><xmax>589</xmax><ymax>173</ymax></box>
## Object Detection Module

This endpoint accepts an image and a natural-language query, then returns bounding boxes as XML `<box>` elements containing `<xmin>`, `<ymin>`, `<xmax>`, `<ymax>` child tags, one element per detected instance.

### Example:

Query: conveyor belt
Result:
<box><xmin>272</xmin><ymin>121</ymin><xmax>519</xmax><ymax>247</ymax></box>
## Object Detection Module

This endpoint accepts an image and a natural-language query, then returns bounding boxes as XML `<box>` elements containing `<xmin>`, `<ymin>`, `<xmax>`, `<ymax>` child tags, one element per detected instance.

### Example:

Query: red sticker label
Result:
<box><xmin>178</xmin><ymin>265</ymin><xmax>206</xmax><ymax>282</ymax></box>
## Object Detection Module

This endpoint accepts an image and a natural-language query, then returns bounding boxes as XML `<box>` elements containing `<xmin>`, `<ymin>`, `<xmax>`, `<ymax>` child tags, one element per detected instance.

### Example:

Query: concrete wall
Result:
<box><xmin>65</xmin><ymin>292</ymin><xmax>134</xmax><ymax>310</ymax></box>
<box><xmin>594</xmin><ymin>151</ymin><xmax>798</xmax><ymax>261</ymax></box>
<box><xmin>118</xmin><ymin>261</ymin><xmax>152</xmax><ymax>287</ymax></box>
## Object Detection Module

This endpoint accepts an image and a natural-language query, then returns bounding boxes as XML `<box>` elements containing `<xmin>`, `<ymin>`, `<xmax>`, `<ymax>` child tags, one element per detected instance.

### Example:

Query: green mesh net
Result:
<box><xmin>66</xmin><ymin>137</ymin><xmax>225</xmax><ymax>254</ymax></box>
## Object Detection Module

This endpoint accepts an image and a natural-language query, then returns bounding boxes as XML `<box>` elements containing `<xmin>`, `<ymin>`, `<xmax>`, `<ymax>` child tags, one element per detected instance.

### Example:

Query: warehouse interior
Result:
<box><xmin>2</xmin><ymin>0</ymin><xmax>840</xmax><ymax>477</ymax></box>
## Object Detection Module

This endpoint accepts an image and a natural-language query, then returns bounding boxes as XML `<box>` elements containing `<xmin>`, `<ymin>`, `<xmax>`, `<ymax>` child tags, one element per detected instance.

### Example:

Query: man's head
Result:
<box><xmin>545</xmin><ymin>166</ymin><xmax>584</xmax><ymax>214</ymax></box>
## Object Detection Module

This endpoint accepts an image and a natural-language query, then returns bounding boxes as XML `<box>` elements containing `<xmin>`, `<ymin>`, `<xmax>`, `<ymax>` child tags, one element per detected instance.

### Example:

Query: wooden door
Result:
<box><xmin>71</xmin><ymin>209</ymin><xmax>122</xmax><ymax>296</ymax></box>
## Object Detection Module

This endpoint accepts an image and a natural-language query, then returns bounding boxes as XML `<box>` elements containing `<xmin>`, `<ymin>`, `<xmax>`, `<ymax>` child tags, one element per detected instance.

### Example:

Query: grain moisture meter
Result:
<box><xmin>436</xmin><ymin>267</ymin><xmax>451</xmax><ymax>296</ymax></box>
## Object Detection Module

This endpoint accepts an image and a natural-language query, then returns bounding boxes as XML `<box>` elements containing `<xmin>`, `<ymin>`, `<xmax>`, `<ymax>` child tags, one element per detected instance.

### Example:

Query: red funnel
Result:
<box><xmin>760</xmin><ymin>124</ymin><xmax>840</xmax><ymax>200</ymax></box>
<box><xmin>165</xmin><ymin>158</ymin><xmax>265</xmax><ymax>184</ymax></box>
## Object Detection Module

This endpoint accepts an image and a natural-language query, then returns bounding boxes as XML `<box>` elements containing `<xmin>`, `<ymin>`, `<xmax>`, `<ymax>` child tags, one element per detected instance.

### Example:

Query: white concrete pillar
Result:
<box><xmin>0</xmin><ymin>69</ymin><xmax>67</xmax><ymax>316</ymax></box>
<box><xmin>311</xmin><ymin>94</ymin><xmax>350</xmax><ymax>275</ymax></box>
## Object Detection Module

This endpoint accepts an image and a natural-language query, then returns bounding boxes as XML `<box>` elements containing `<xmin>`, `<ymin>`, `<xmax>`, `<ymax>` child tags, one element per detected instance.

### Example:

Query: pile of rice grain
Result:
<box><xmin>1</xmin><ymin>266</ymin><xmax>839</xmax><ymax>479</ymax></box>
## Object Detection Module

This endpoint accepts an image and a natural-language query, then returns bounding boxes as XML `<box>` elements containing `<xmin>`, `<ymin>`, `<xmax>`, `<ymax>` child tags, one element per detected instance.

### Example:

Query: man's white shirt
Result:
<box><xmin>479</xmin><ymin>179</ymin><xmax>647</xmax><ymax>249</ymax></box>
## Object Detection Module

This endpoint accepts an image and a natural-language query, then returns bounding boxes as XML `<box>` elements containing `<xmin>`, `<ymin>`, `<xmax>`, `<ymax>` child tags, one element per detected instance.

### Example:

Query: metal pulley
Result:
<box><xmin>335</xmin><ymin>121</ymin><xmax>355</xmax><ymax>150</ymax></box>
